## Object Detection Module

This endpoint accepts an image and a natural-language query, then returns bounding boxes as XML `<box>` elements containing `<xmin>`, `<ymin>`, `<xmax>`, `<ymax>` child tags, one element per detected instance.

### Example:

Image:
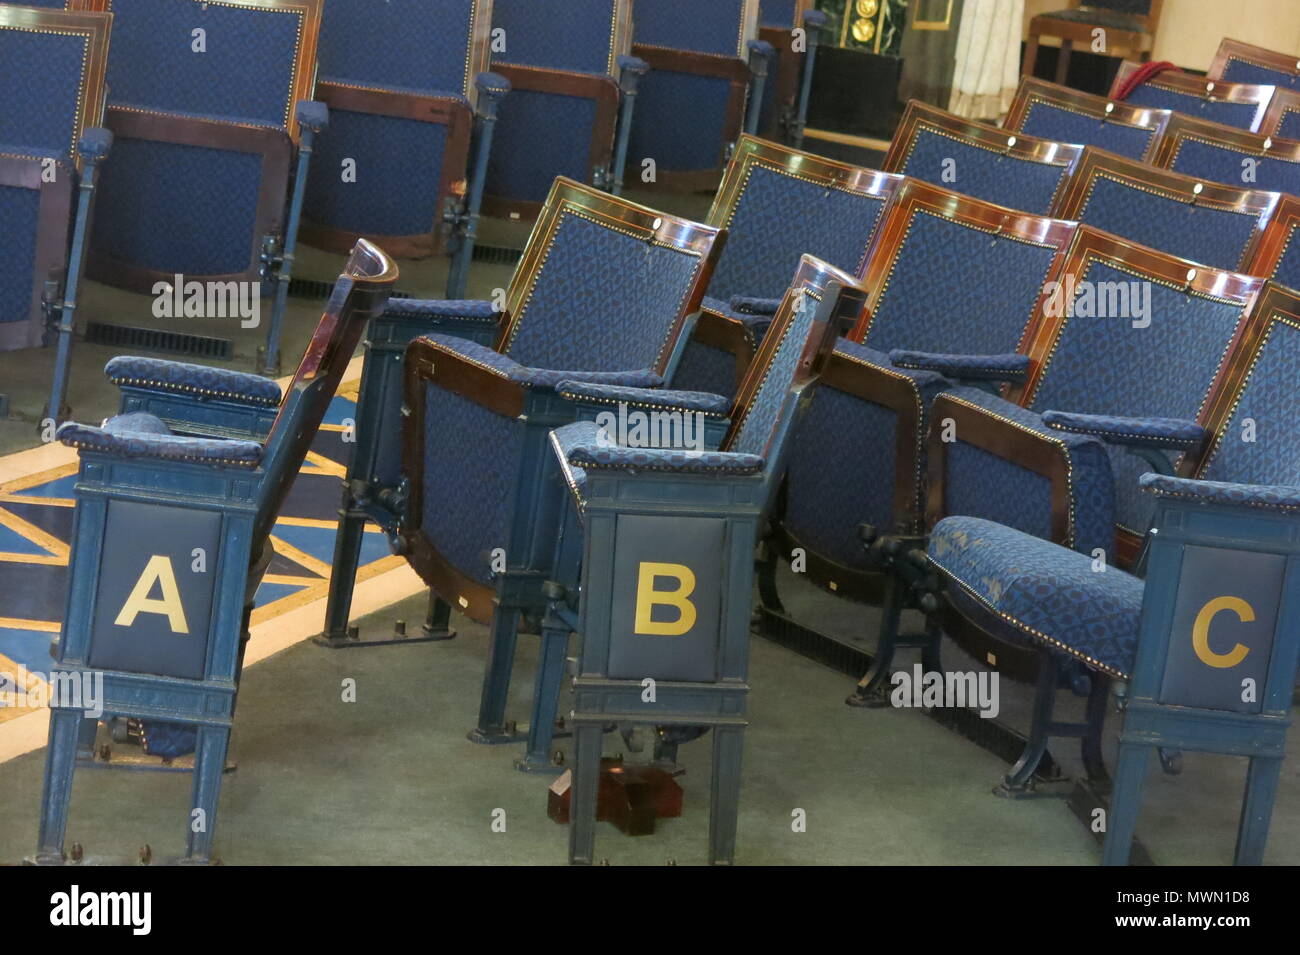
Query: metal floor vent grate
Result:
<box><xmin>473</xmin><ymin>243</ymin><xmax>523</xmax><ymax>266</ymax></box>
<box><xmin>84</xmin><ymin>322</ymin><xmax>233</xmax><ymax>360</ymax></box>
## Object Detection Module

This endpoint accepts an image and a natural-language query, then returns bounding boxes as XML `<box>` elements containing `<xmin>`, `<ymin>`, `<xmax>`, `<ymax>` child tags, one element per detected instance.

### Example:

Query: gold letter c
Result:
<box><xmin>1192</xmin><ymin>596</ymin><xmax>1253</xmax><ymax>669</ymax></box>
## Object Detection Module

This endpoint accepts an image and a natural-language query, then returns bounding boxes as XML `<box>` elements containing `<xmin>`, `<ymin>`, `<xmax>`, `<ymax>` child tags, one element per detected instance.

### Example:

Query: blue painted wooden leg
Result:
<box><xmin>34</xmin><ymin>708</ymin><xmax>82</xmax><ymax>863</ymax></box>
<box><xmin>568</xmin><ymin>721</ymin><xmax>604</xmax><ymax>865</ymax></box>
<box><xmin>516</xmin><ymin>622</ymin><xmax>569</xmax><ymax>773</ymax></box>
<box><xmin>1234</xmin><ymin>756</ymin><xmax>1284</xmax><ymax>865</ymax></box>
<box><xmin>709</xmin><ymin>724</ymin><xmax>745</xmax><ymax>866</ymax></box>
<box><xmin>184</xmin><ymin>724</ymin><xmax>231</xmax><ymax>864</ymax></box>
<box><xmin>744</xmin><ymin>41</ymin><xmax>775</xmax><ymax>136</ymax></box>
<box><xmin>995</xmin><ymin>650</ymin><xmax>1058</xmax><ymax>796</ymax></box>
<box><xmin>261</xmin><ymin>104</ymin><xmax>326</xmax><ymax>376</ymax></box>
<box><xmin>611</xmin><ymin>56</ymin><xmax>649</xmax><ymax>196</ymax></box>
<box><xmin>316</xmin><ymin>501</ymin><xmax>367</xmax><ymax>646</ymax></box>
<box><xmin>46</xmin><ymin>134</ymin><xmax>109</xmax><ymax>424</ymax></box>
<box><xmin>446</xmin><ymin>74</ymin><xmax>508</xmax><ymax>300</ymax></box>
<box><xmin>792</xmin><ymin>11</ymin><xmax>828</xmax><ymax>149</ymax></box>
<box><xmin>422</xmin><ymin>591</ymin><xmax>456</xmax><ymax>640</ymax></box>
<box><xmin>468</xmin><ymin>607</ymin><xmax>522</xmax><ymax>743</ymax></box>
<box><xmin>1102</xmin><ymin>742</ymin><xmax>1150</xmax><ymax>865</ymax></box>
<box><xmin>847</xmin><ymin>572</ymin><xmax>904</xmax><ymax>707</ymax></box>
<box><xmin>75</xmin><ymin>714</ymin><xmax>98</xmax><ymax>760</ymax></box>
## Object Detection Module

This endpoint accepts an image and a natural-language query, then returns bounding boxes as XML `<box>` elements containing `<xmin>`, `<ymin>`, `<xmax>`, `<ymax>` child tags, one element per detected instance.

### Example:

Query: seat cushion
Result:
<box><xmin>1034</xmin><ymin>8</ymin><xmax>1148</xmax><ymax>32</ymax></box>
<box><xmin>928</xmin><ymin>515</ymin><xmax>1144</xmax><ymax>678</ymax></box>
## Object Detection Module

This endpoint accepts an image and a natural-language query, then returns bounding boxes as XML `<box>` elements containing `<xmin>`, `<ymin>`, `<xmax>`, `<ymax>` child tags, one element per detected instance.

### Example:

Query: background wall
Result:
<box><xmin>1023</xmin><ymin>0</ymin><xmax>1300</xmax><ymax>70</ymax></box>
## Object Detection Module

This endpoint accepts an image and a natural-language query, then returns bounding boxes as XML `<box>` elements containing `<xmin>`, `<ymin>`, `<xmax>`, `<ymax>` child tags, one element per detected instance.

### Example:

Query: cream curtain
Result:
<box><xmin>947</xmin><ymin>0</ymin><xmax>1024</xmax><ymax>121</ymax></box>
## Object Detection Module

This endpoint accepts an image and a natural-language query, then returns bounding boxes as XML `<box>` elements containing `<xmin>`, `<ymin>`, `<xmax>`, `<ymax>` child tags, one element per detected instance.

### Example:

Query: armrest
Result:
<box><xmin>560</xmin><ymin>420</ymin><xmax>763</xmax><ymax>476</ymax></box>
<box><xmin>1141</xmin><ymin>473</ymin><xmax>1300</xmax><ymax>512</ymax></box>
<box><xmin>295</xmin><ymin>100</ymin><xmax>329</xmax><ymax>134</ymax></box>
<box><xmin>383</xmin><ymin>297</ymin><xmax>501</xmax><ymax>324</ymax></box>
<box><xmin>889</xmin><ymin>350</ymin><xmax>1030</xmax><ymax>384</ymax></box>
<box><xmin>57</xmin><ymin>417</ymin><xmax>263</xmax><ymax>468</ymax></box>
<box><xmin>474</xmin><ymin>71</ymin><xmax>511</xmax><ymax>118</ymax></box>
<box><xmin>617</xmin><ymin>54</ymin><xmax>650</xmax><ymax>94</ymax></box>
<box><xmin>555</xmin><ymin>380</ymin><xmax>731</xmax><ymax>417</ymax></box>
<box><xmin>728</xmin><ymin>296</ymin><xmax>781</xmax><ymax>317</ymax></box>
<box><xmin>415</xmin><ymin>334</ymin><xmax>663</xmax><ymax>392</ymax></box>
<box><xmin>803</xmin><ymin>9</ymin><xmax>830</xmax><ymax>30</ymax></box>
<box><xmin>78</xmin><ymin>127</ymin><xmax>113</xmax><ymax>163</ymax></box>
<box><xmin>747</xmin><ymin>39</ymin><xmax>776</xmax><ymax>77</ymax></box>
<box><xmin>105</xmin><ymin>356</ymin><xmax>281</xmax><ymax>408</ymax></box>
<box><xmin>1043</xmin><ymin>411</ymin><xmax>1207</xmax><ymax>451</ymax></box>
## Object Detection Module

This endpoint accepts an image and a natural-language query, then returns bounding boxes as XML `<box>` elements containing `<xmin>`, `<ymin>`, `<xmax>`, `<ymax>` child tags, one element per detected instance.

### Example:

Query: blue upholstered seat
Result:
<box><xmin>928</xmin><ymin>515</ymin><xmax>1143</xmax><ymax>678</ymax></box>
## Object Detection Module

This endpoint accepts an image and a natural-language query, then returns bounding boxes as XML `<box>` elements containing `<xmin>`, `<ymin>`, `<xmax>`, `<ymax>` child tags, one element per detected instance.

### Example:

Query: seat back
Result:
<box><xmin>1191</xmin><ymin>282</ymin><xmax>1300</xmax><ymax>489</ymax></box>
<box><xmin>0</xmin><ymin>5</ymin><xmax>111</xmax><ymax>350</ymax></box>
<box><xmin>1259</xmin><ymin>87</ymin><xmax>1300</xmax><ymax>141</ymax></box>
<box><xmin>484</xmin><ymin>0</ymin><xmax>629</xmax><ymax>217</ymax></box>
<box><xmin>1012</xmin><ymin>226</ymin><xmax>1266</xmax><ymax>541</ymax></box>
<box><xmin>1151</xmin><ymin>113</ymin><xmax>1300</xmax><ymax>197</ymax></box>
<box><xmin>628</xmin><ymin>0</ymin><xmax>761</xmax><ymax>186</ymax></box>
<box><xmin>84</xmin><ymin>0</ymin><xmax>323</xmax><ymax>285</ymax></box>
<box><xmin>254</xmin><ymin>240</ymin><xmax>398</xmax><ymax>541</ymax></box>
<box><xmin>0</xmin><ymin>4</ymin><xmax>110</xmax><ymax>165</ymax></box>
<box><xmin>850</xmin><ymin>178</ymin><xmax>1077</xmax><ymax>356</ymax></box>
<box><xmin>1111</xmin><ymin>60</ymin><xmax>1272</xmax><ymax>132</ymax></box>
<box><xmin>1209</xmin><ymin>38</ymin><xmax>1300</xmax><ymax>91</ymax></box>
<box><xmin>88</xmin><ymin>0</ymin><xmax>321</xmax><ymax>139</ymax></box>
<box><xmin>491</xmin><ymin>0</ymin><xmax>629</xmax><ymax>77</ymax></box>
<box><xmin>496</xmin><ymin>177</ymin><xmax>723</xmax><ymax>376</ymax></box>
<box><xmin>635</xmin><ymin>0</ymin><xmax>759</xmax><ymax>57</ymax></box>
<box><xmin>318</xmin><ymin>0</ymin><xmax>489</xmax><ymax>101</ymax></box>
<box><xmin>1246</xmin><ymin>193</ymin><xmax>1300</xmax><ymax>291</ymax></box>
<box><xmin>885</xmin><ymin>100</ymin><xmax>1082</xmax><ymax>215</ymax></box>
<box><xmin>1051</xmin><ymin>145</ymin><xmax>1278</xmax><ymax>272</ymax></box>
<box><xmin>706</xmin><ymin>135</ymin><xmax>902</xmax><ymax>301</ymax></box>
<box><xmin>759</xmin><ymin>0</ymin><xmax>801</xmax><ymax>27</ymax></box>
<box><xmin>1004</xmin><ymin>77</ymin><xmax>1171</xmax><ymax>161</ymax></box>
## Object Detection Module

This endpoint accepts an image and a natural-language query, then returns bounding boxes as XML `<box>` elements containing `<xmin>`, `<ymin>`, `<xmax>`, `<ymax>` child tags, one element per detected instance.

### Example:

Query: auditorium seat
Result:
<box><xmin>0</xmin><ymin>4</ymin><xmax>112</xmax><ymax>423</ymax></box>
<box><xmin>1051</xmin><ymin>145</ymin><xmax>1278</xmax><ymax>272</ymax></box>
<box><xmin>885</xmin><ymin>100</ymin><xmax>1083</xmax><ymax>214</ymax></box>
<box><xmin>927</xmin><ymin>230</ymin><xmax>1267</xmax><ymax>569</ymax></box>
<box><xmin>302</xmin><ymin>0</ymin><xmax>506</xmax><ymax>299</ymax></box>
<box><xmin>773</xmin><ymin>181</ymin><xmax>1077</xmax><ymax>704</ymax></box>
<box><xmin>1209</xmin><ymin>37</ymin><xmax>1300</xmax><ymax>91</ymax></box>
<box><xmin>484</xmin><ymin>0</ymin><xmax>647</xmax><ymax>220</ymax></box>
<box><xmin>1004</xmin><ymin>76</ymin><xmax>1171</xmax><ymax>161</ymax></box>
<box><xmin>485</xmin><ymin>254</ymin><xmax>855</xmax><ymax>861</ymax></box>
<box><xmin>1151</xmin><ymin>113</ymin><xmax>1300</xmax><ymax>196</ymax></box>
<box><xmin>1111</xmin><ymin>59</ymin><xmax>1273</xmax><ymax>131</ymax></box>
<box><xmin>34</xmin><ymin>239</ymin><xmax>399</xmax><ymax>865</ymax></box>
<box><xmin>626</xmin><ymin>0</ymin><xmax>774</xmax><ymax>192</ymax></box>
<box><xmin>672</xmin><ymin>134</ymin><xmax>903</xmax><ymax>397</ymax></box>
<box><xmin>923</xmin><ymin>283</ymin><xmax>1300</xmax><ymax>860</ymax></box>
